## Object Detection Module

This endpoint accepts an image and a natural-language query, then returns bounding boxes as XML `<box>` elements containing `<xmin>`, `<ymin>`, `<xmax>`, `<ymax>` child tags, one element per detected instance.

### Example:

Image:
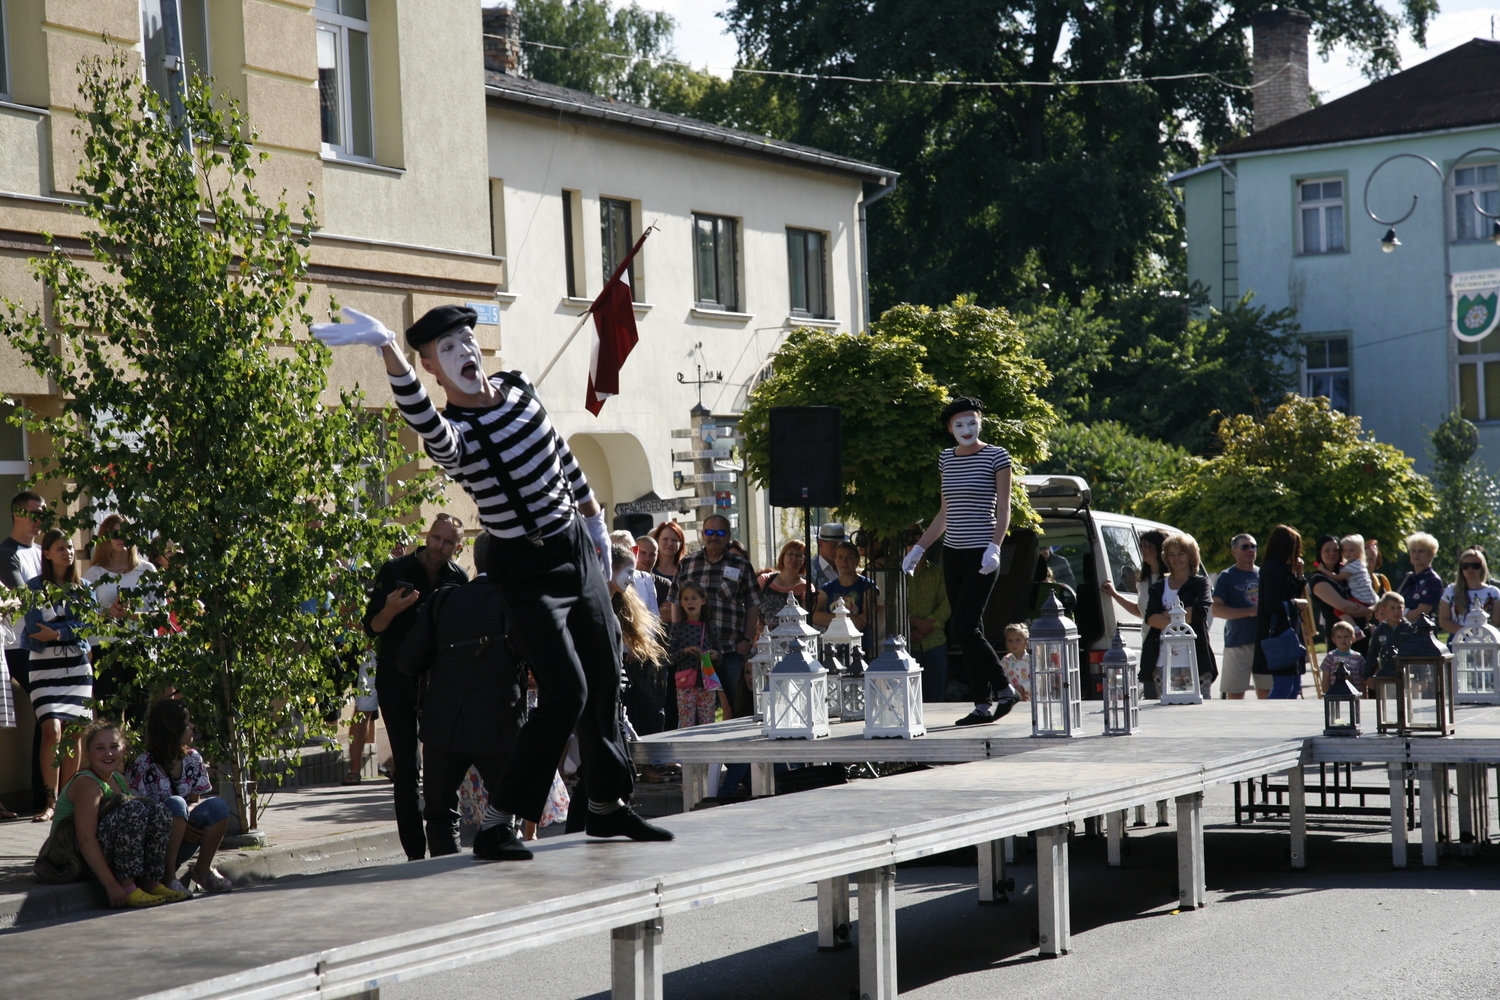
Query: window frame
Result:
<box><xmin>1293</xmin><ymin>173</ymin><xmax>1348</xmax><ymax>257</ymax></box>
<box><xmin>786</xmin><ymin>227</ymin><xmax>831</xmax><ymax>320</ymax></box>
<box><xmin>138</xmin><ymin>0</ymin><xmax>211</xmax><ymax>105</ymax></box>
<box><xmin>1302</xmin><ymin>334</ymin><xmax>1352</xmax><ymax>414</ymax></box>
<box><xmin>1458</xmin><ymin>328</ymin><xmax>1500</xmax><ymax>423</ymax></box>
<box><xmin>693</xmin><ymin>212</ymin><xmax>740</xmax><ymax>312</ymax></box>
<box><xmin>1452</xmin><ymin>163</ymin><xmax>1500</xmax><ymax>243</ymax></box>
<box><xmin>0</xmin><ymin>400</ymin><xmax>29</xmax><ymax>486</ymax></box>
<box><xmin>0</xmin><ymin>0</ymin><xmax>11</xmax><ymax>101</ymax></box>
<box><xmin>600</xmin><ymin>196</ymin><xmax>641</xmax><ymax>302</ymax></box>
<box><xmin>315</xmin><ymin>0</ymin><xmax>375</xmax><ymax>163</ymax></box>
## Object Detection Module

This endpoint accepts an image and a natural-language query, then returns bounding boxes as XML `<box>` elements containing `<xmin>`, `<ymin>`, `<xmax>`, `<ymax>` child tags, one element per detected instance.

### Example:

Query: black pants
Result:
<box><xmin>376</xmin><ymin>669</ymin><xmax>426</xmax><ymax>860</ymax></box>
<box><xmin>486</xmin><ymin>516</ymin><xmax>633</xmax><ymax>822</ymax></box>
<box><xmin>943</xmin><ymin>546</ymin><xmax>1012</xmax><ymax>704</ymax></box>
<box><xmin>423</xmin><ymin>747</ymin><xmax>509</xmax><ymax>856</ymax></box>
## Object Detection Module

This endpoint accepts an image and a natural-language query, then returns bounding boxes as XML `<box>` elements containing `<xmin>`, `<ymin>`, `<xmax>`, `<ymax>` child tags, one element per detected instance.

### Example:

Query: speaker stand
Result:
<box><xmin>803</xmin><ymin>506</ymin><xmax>815</xmax><ymax>603</ymax></box>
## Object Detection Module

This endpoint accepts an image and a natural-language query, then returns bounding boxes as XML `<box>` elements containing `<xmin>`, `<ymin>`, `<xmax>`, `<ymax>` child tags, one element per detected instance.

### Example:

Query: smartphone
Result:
<box><xmin>395</xmin><ymin>580</ymin><xmax>415</xmax><ymax>597</ymax></box>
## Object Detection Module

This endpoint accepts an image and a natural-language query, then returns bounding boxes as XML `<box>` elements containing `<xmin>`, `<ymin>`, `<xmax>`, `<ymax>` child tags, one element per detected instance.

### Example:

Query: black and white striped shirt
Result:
<box><xmin>389</xmin><ymin>369</ymin><xmax>594</xmax><ymax>540</ymax></box>
<box><xmin>939</xmin><ymin>444</ymin><xmax>1012</xmax><ymax>550</ymax></box>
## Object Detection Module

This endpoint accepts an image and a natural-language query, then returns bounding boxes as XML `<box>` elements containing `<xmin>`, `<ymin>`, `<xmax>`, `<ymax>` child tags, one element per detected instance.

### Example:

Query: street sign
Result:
<box><xmin>467</xmin><ymin>302</ymin><xmax>500</xmax><ymax>326</ymax></box>
<box><xmin>715</xmin><ymin>491</ymin><xmax>734</xmax><ymax>508</ymax></box>
<box><xmin>672</xmin><ymin>449</ymin><xmax>733</xmax><ymax>462</ymax></box>
<box><xmin>670</xmin><ymin>429</ymin><xmax>696</xmax><ymax>438</ymax></box>
<box><xmin>614</xmin><ymin>495</ymin><xmax>715</xmax><ymax>515</ymax></box>
<box><xmin>678</xmin><ymin>472</ymin><xmax>737</xmax><ymax>484</ymax></box>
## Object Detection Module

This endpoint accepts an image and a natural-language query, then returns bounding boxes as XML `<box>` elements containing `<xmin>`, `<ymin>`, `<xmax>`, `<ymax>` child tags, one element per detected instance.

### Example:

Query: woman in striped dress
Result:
<box><xmin>24</xmin><ymin>529</ymin><xmax>92</xmax><ymax>822</ymax></box>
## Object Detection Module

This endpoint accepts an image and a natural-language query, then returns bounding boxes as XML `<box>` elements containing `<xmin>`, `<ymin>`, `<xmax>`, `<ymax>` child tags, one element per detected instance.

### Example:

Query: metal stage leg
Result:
<box><xmin>682</xmin><ymin>763</ymin><xmax>708</xmax><ymax>812</ymax></box>
<box><xmin>1035</xmin><ymin>825</ymin><xmax>1071</xmax><ymax>957</ymax></box>
<box><xmin>611</xmin><ymin>918</ymin><xmax>664</xmax><ymax>1000</ymax></box>
<box><xmin>1288</xmin><ymin>766</ymin><xmax>1307</xmax><ymax>870</ymax></box>
<box><xmin>978</xmin><ymin>838</ymin><xmax>1010</xmax><ymax>904</ymax></box>
<box><xmin>1389</xmin><ymin>762</ymin><xmax>1409</xmax><ymax>869</ymax></box>
<box><xmin>751</xmin><ymin>762</ymin><xmax>776</xmax><ymax>798</ymax></box>
<box><xmin>1106</xmin><ymin>810</ymin><xmax>1125</xmax><ymax>868</ymax></box>
<box><xmin>1156</xmin><ymin>800</ymin><xmax>1170</xmax><ymax>827</ymax></box>
<box><xmin>857</xmin><ymin>865</ymin><xmax>898</xmax><ymax>1000</ymax></box>
<box><xmin>1457</xmin><ymin>764</ymin><xmax>1477</xmax><ymax>856</ymax></box>
<box><xmin>1176</xmin><ymin>792</ymin><xmax>1205</xmax><ymax>909</ymax></box>
<box><xmin>817</xmin><ymin>877</ymin><xmax>852</xmax><ymax>951</ymax></box>
<box><xmin>1419</xmin><ymin>764</ymin><xmax>1439</xmax><ymax>868</ymax></box>
<box><xmin>1133</xmin><ymin>804</ymin><xmax>1147</xmax><ymax>827</ymax></box>
<box><xmin>1003</xmin><ymin>835</ymin><xmax>1015</xmax><ymax>863</ymax></box>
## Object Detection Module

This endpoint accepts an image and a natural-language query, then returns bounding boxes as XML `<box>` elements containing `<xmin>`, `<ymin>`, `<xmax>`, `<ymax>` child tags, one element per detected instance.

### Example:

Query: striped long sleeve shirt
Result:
<box><xmin>389</xmin><ymin>368</ymin><xmax>594</xmax><ymax>540</ymax></box>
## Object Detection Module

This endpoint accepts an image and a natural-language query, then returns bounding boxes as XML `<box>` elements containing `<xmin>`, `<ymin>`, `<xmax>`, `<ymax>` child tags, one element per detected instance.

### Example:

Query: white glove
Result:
<box><xmin>310</xmin><ymin>306</ymin><xmax>396</xmax><ymax>349</ymax></box>
<box><xmin>584</xmin><ymin>510</ymin><xmax>611</xmax><ymax>578</ymax></box>
<box><xmin>979</xmin><ymin>542</ymin><xmax>1002</xmax><ymax>575</ymax></box>
<box><xmin>901</xmin><ymin>544</ymin><xmax>925</xmax><ymax>576</ymax></box>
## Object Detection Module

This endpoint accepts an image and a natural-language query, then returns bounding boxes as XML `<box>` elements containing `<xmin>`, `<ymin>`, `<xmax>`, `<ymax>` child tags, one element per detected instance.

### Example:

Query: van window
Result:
<box><xmin>1100</xmin><ymin>524</ymin><xmax>1142</xmax><ymax>592</ymax></box>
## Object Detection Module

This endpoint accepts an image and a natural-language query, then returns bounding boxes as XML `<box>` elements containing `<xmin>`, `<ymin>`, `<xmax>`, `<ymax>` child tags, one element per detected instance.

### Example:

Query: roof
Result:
<box><xmin>1165</xmin><ymin>162</ymin><xmax>1224</xmax><ymax>184</ymax></box>
<box><xmin>1220</xmin><ymin>39</ymin><xmax>1500</xmax><ymax>156</ymax></box>
<box><xmin>484</xmin><ymin>71</ymin><xmax>897</xmax><ymax>184</ymax></box>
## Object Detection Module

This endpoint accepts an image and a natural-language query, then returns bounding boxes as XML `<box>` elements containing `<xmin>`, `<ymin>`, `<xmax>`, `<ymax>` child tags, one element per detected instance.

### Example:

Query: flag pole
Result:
<box><xmin>532</xmin><ymin>223</ymin><xmax>658</xmax><ymax>388</ymax></box>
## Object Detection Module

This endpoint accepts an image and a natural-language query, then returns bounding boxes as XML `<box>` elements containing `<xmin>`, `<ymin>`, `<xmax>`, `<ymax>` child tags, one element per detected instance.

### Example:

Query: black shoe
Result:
<box><xmin>955</xmin><ymin>710</ymin><xmax>996</xmax><ymax>727</ymax></box>
<box><xmin>585</xmin><ymin>806</ymin><xmax>675</xmax><ymax>841</ymax></box>
<box><xmin>992</xmin><ymin>697</ymin><xmax>1019</xmax><ymax>720</ymax></box>
<box><xmin>472</xmin><ymin>825</ymin><xmax>534</xmax><ymax>861</ymax></box>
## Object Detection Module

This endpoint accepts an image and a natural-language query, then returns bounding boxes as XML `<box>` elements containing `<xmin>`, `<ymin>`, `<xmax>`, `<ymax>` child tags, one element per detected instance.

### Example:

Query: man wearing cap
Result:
<box><xmin>903</xmin><ymin>396</ymin><xmax>1019</xmax><ymax>726</ymax></box>
<box><xmin>812</xmin><ymin>522</ymin><xmax>844</xmax><ymax>590</ymax></box>
<box><xmin>314</xmin><ymin>305</ymin><xmax>672</xmax><ymax>855</ymax></box>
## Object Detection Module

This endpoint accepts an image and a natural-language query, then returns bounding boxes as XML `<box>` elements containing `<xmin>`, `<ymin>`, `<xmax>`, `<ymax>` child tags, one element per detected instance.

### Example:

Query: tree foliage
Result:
<box><xmin>0</xmin><ymin>62</ymin><xmax>436</xmax><ymax>824</ymax></box>
<box><xmin>739</xmin><ymin>299</ymin><xmax>1054</xmax><ymax>541</ymax></box>
<box><xmin>516</xmin><ymin>0</ymin><xmax>709</xmax><ymax>107</ymax></box>
<box><xmin>1034</xmin><ymin>421</ymin><xmax>1192</xmax><ymax>515</ymax></box>
<box><xmin>1137</xmin><ymin>395</ymin><xmax>1435</xmax><ymax>567</ymax></box>
<box><xmin>1424</xmin><ymin>413</ymin><xmax>1500</xmax><ymax>580</ymax></box>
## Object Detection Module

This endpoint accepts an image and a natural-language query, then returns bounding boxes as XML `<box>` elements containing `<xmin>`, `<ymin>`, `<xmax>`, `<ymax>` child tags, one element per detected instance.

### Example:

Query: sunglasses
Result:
<box><xmin>1237</xmin><ymin>543</ymin><xmax>1257</xmax><ymax>550</ymax></box>
<box><xmin>1462</xmin><ymin>562</ymin><xmax>1484</xmax><ymax>571</ymax></box>
<box><xmin>702</xmin><ymin>528</ymin><xmax>728</xmax><ymax>538</ymax></box>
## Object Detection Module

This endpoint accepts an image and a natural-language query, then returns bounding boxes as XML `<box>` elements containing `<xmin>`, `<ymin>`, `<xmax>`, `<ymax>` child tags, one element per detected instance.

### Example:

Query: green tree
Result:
<box><xmin>1033</xmin><ymin>422</ymin><xmax>1192</xmax><ymax>515</ymax></box>
<box><xmin>739</xmin><ymin>299</ymin><xmax>1054</xmax><ymax>541</ymax></box>
<box><xmin>1424</xmin><ymin>413</ymin><xmax>1500</xmax><ymax>580</ymax></box>
<box><xmin>1137</xmin><ymin>395</ymin><xmax>1435</xmax><ymax>568</ymax></box>
<box><xmin>0</xmin><ymin>61</ymin><xmax>435</xmax><ymax>826</ymax></box>
<box><xmin>516</xmin><ymin>0</ymin><xmax>709</xmax><ymax>107</ymax></box>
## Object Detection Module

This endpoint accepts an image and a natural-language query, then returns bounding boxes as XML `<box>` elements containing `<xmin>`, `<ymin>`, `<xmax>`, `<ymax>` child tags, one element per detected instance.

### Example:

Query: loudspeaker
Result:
<box><xmin>768</xmin><ymin>406</ymin><xmax>842</xmax><ymax>508</ymax></box>
<box><xmin>612</xmin><ymin>513</ymin><xmax>654</xmax><ymax>538</ymax></box>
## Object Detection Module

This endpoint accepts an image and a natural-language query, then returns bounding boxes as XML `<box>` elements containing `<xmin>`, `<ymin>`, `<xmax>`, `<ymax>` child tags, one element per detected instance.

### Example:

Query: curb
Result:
<box><xmin>0</xmin><ymin>825</ymin><xmax>404</xmax><ymax>931</ymax></box>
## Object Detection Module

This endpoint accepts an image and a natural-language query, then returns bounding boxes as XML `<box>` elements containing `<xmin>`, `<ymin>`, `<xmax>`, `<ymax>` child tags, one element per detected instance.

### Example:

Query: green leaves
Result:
<box><xmin>1034</xmin><ymin>422</ymin><xmax>1193</xmax><ymax>516</ymax></box>
<box><xmin>1425</xmin><ymin>413</ymin><xmax>1500</xmax><ymax>580</ymax></box>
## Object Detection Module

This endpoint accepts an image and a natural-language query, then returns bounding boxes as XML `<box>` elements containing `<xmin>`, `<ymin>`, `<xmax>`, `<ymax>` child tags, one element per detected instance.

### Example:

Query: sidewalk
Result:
<box><xmin>0</xmin><ymin>779</ymin><xmax>405</xmax><ymax>930</ymax></box>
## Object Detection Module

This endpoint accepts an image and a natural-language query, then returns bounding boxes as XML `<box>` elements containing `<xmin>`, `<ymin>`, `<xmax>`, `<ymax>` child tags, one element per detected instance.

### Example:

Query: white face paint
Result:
<box><xmin>435</xmin><ymin>327</ymin><xmax>487</xmax><ymax>395</ymax></box>
<box><xmin>949</xmin><ymin>412</ymin><xmax>981</xmax><ymax>446</ymax></box>
<box><xmin>613</xmin><ymin>567</ymin><xmax>634</xmax><ymax>590</ymax></box>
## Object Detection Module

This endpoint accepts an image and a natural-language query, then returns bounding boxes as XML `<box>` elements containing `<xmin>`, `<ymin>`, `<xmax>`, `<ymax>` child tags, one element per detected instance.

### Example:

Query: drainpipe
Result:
<box><xmin>858</xmin><ymin>173</ymin><xmax>899</xmax><ymax>332</ymax></box>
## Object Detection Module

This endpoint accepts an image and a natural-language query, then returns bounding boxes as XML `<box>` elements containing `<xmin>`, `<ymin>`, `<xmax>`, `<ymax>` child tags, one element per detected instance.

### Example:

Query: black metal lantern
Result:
<box><xmin>1323</xmin><ymin>663</ymin><xmax>1362</xmax><ymax>737</ymax></box>
<box><xmin>1378</xmin><ymin>614</ymin><xmax>1455</xmax><ymax>737</ymax></box>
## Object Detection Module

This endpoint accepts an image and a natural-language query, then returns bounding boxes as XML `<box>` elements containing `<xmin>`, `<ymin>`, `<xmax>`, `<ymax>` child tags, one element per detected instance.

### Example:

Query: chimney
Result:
<box><xmin>483</xmin><ymin>4</ymin><xmax>522</xmax><ymax>76</ymax></box>
<box><xmin>1250</xmin><ymin>8</ymin><xmax>1311</xmax><ymax>131</ymax></box>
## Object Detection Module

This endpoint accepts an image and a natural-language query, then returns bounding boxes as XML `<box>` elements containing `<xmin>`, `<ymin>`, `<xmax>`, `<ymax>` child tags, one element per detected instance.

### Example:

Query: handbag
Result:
<box><xmin>32</xmin><ymin>784</ymin><xmax>136</xmax><ymax>884</ymax></box>
<box><xmin>1260</xmin><ymin>601</ymin><xmax>1307</xmax><ymax>673</ymax></box>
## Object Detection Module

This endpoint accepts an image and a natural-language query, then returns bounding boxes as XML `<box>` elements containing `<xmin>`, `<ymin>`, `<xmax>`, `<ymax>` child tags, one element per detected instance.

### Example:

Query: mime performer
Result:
<box><xmin>902</xmin><ymin>397</ymin><xmax>1019</xmax><ymax>726</ymax></box>
<box><xmin>314</xmin><ymin>305</ymin><xmax>672</xmax><ymax>859</ymax></box>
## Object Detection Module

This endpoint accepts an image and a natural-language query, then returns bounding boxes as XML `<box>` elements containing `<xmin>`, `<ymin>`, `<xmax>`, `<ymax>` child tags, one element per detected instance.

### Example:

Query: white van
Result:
<box><xmin>979</xmin><ymin>475</ymin><xmax>1183</xmax><ymax>700</ymax></box>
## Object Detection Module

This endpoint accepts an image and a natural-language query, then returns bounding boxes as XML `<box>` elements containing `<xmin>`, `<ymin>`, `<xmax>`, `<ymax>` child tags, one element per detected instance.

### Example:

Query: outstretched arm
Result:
<box><xmin>903</xmin><ymin>501</ymin><xmax>947</xmax><ymax>576</ymax></box>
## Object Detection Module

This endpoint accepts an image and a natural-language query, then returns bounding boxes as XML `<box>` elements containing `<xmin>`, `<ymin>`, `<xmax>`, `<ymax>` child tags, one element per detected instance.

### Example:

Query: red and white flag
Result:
<box><xmin>587</xmin><ymin>229</ymin><xmax>652</xmax><ymax>416</ymax></box>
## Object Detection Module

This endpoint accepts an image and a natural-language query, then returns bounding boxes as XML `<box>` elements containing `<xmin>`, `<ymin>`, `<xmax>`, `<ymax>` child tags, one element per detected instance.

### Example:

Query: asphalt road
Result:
<box><xmin>383</xmin><ymin>782</ymin><xmax>1500</xmax><ymax>1000</ymax></box>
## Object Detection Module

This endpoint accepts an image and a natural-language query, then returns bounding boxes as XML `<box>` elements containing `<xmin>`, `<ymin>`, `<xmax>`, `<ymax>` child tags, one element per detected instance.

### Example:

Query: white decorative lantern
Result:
<box><xmin>822</xmin><ymin>597</ymin><xmax>865</xmax><ymax>720</ymax></box>
<box><xmin>1101</xmin><ymin>627</ymin><xmax>1140</xmax><ymax>735</ymax></box>
<box><xmin>1452</xmin><ymin>607</ymin><xmax>1500</xmax><ymax>704</ymax></box>
<box><xmin>750</xmin><ymin>631</ymin><xmax>775</xmax><ymax>721</ymax></box>
<box><xmin>837</xmin><ymin>646</ymin><xmax>867</xmax><ymax>722</ymax></box>
<box><xmin>770</xmin><ymin>593</ymin><xmax>821</xmax><ymax>665</ymax></box>
<box><xmin>764</xmin><ymin>638</ymin><xmax>830</xmax><ymax>740</ymax></box>
<box><xmin>1158</xmin><ymin>600</ymin><xmax>1203</xmax><ymax>705</ymax></box>
<box><xmin>863</xmin><ymin>636</ymin><xmax>925</xmax><ymax>739</ymax></box>
<box><xmin>819</xmin><ymin>647</ymin><xmax>844</xmax><ymax>717</ymax></box>
<box><xmin>1029</xmin><ymin>593</ymin><xmax>1085</xmax><ymax>737</ymax></box>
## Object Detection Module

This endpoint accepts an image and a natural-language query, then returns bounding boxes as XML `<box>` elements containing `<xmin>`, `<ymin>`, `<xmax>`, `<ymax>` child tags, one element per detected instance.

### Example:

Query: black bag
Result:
<box><xmin>1260</xmin><ymin>601</ymin><xmax>1307</xmax><ymax>674</ymax></box>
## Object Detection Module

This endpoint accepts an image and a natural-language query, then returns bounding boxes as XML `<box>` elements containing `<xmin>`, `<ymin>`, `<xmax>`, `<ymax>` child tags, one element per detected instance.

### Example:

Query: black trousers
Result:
<box><xmin>486</xmin><ymin>516</ymin><xmax>633</xmax><ymax>822</ymax></box>
<box><xmin>376</xmin><ymin>669</ymin><xmax>426</xmax><ymax>860</ymax></box>
<box><xmin>423</xmin><ymin>747</ymin><xmax>508</xmax><ymax>856</ymax></box>
<box><xmin>943</xmin><ymin>546</ymin><xmax>1012</xmax><ymax>704</ymax></box>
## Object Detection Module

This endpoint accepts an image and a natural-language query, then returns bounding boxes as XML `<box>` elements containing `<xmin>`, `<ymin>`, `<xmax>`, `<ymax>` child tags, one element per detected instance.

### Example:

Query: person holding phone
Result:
<box><xmin>362</xmin><ymin>513</ymin><xmax>469</xmax><ymax>861</ymax></box>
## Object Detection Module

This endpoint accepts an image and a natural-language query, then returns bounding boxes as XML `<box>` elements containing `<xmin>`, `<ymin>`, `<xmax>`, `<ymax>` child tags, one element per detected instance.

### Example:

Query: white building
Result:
<box><xmin>480</xmin><ymin>10</ymin><xmax>895</xmax><ymax>564</ymax></box>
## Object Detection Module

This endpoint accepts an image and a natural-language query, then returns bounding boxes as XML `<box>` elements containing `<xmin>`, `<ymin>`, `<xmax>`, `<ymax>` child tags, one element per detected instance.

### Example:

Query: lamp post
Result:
<box><xmin>1363</xmin><ymin>147</ymin><xmax>1500</xmax><ymax>413</ymax></box>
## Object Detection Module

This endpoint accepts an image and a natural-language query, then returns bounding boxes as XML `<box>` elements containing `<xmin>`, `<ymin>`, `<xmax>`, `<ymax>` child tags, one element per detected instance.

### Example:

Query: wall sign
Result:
<box><xmin>1452</xmin><ymin>270</ymin><xmax>1500</xmax><ymax>342</ymax></box>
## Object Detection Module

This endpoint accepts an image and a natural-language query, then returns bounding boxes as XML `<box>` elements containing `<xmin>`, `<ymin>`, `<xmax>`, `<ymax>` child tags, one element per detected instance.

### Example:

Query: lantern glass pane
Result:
<box><xmin>1167</xmin><ymin>646</ymin><xmax>1194</xmax><ymax>693</ymax></box>
<box><xmin>1377</xmin><ymin>677</ymin><xmax>1399</xmax><ymax>729</ymax></box>
<box><xmin>1328</xmin><ymin>700</ymin><xmax>1348</xmax><ymax>727</ymax></box>
<box><xmin>869</xmin><ymin>678</ymin><xmax>903</xmax><ymax>729</ymax></box>
<box><xmin>1403</xmin><ymin>661</ymin><xmax>1439</xmax><ymax>729</ymax></box>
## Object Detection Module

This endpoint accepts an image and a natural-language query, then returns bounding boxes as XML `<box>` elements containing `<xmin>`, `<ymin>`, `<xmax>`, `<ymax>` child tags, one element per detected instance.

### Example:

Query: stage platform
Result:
<box><xmin>3</xmin><ymin>701</ymin><xmax>1498</xmax><ymax>1000</ymax></box>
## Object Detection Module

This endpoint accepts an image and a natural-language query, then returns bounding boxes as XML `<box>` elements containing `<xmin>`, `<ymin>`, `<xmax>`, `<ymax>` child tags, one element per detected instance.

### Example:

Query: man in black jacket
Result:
<box><xmin>363</xmin><ymin>515</ymin><xmax>469</xmax><ymax>860</ymax></box>
<box><xmin>399</xmin><ymin>533</ymin><xmax>532</xmax><ymax>860</ymax></box>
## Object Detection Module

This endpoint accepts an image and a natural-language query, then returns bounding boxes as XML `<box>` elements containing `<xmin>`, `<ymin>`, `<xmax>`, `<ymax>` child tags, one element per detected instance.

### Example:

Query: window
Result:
<box><xmin>0</xmin><ymin>402</ymin><xmax>28</xmax><ymax>507</ymax></box>
<box><xmin>1454</xmin><ymin>165</ymin><xmax>1499</xmax><ymax>242</ymax></box>
<box><xmin>1305</xmin><ymin>337</ymin><xmax>1351</xmax><ymax>413</ymax></box>
<box><xmin>694</xmin><ymin>213</ymin><xmax>739</xmax><ymax>311</ymax></box>
<box><xmin>316</xmin><ymin>0</ymin><xmax>373</xmax><ymax>160</ymax></box>
<box><xmin>786</xmin><ymin>228</ymin><xmax>829</xmax><ymax>319</ymax></box>
<box><xmin>600</xmin><ymin>197</ymin><xmax>640</xmax><ymax>301</ymax></box>
<box><xmin>561</xmin><ymin>189</ymin><xmax>584</xmax><ymax>298</ymax></box>
<box><xmin>488</xmin><ymin>179</ymin><xmax>508</xmax><ymax>289</ymax></box>
<box><xmin>1099</xmin><ymin>524</ymin><xmax>1142</xmax><ymax>598</ymax></box>
<box><xmin>1459</xmin><ymin>329</ymin><xmax>1500</xmax><ymax>422</ymax></box>
<box><xmin>139</xmin><ymin>1</ymin><xmax>210</xmax><ymax>104</ymax></box>
<box><xmin>1298</xmin><ymin>178</ymin><xmax>1345</xmax><ymax>255</ymax></box>
<box><xmin>0</xmin><ymin>0</ymin><xmax>10</xmax><ymax>100</ymax></box>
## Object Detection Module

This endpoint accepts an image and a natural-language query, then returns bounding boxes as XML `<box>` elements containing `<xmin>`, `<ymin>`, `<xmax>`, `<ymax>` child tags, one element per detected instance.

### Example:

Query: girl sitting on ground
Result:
<box><xmin>126</xmin><ymin>698</ymin><xmax>233</xmax><ymax>894</ymax></box>
<box><xmin>999</xmin><ymin>624</ymin><xmax>1032</xmax><ymax>702</ymax></box>
<box><xmin>58</xmin><ymin>719</ymin><xmax>185</xmax><ymax>908</ymax></box>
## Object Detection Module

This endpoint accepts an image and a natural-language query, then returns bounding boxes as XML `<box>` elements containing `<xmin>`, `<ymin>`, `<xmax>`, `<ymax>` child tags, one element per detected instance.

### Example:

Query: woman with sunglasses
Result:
<box><xmin>1439</xmin><ymin>549</ymin><xmax>1500</xmax><ymax>636</ymax></box>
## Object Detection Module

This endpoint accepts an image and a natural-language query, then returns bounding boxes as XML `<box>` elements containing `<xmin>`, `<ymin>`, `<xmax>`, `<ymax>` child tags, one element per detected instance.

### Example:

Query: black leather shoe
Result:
<box><xmin>954</xmin><ymin>710</ymin><xmax>996</xmax><ymax>726</ymax></box>
<box><xmin>472</xmin><ymin>825</ymin><xmax>533</xmax><ymax>861</ymax></box>
<box><xmin>585</xmin><ymin>806</ymin><xmax>675</xmax><ymax>841</ymax></box>
<box><xmin>991</xmin><ymin>697</ymin><xmax>1019</xmax><ymax>720</ymax></box>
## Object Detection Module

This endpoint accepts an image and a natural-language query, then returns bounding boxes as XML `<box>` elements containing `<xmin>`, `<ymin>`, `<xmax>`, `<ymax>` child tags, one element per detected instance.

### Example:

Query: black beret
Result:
<box><xmin>405</xmin><ymin>305</ymin><xmax>478</xmax><ymax>349</ymax></box>
<box><xmin>940</xmin><ymin>396</ymin><xmax>984</xmax><ymax>425</ymax></box>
